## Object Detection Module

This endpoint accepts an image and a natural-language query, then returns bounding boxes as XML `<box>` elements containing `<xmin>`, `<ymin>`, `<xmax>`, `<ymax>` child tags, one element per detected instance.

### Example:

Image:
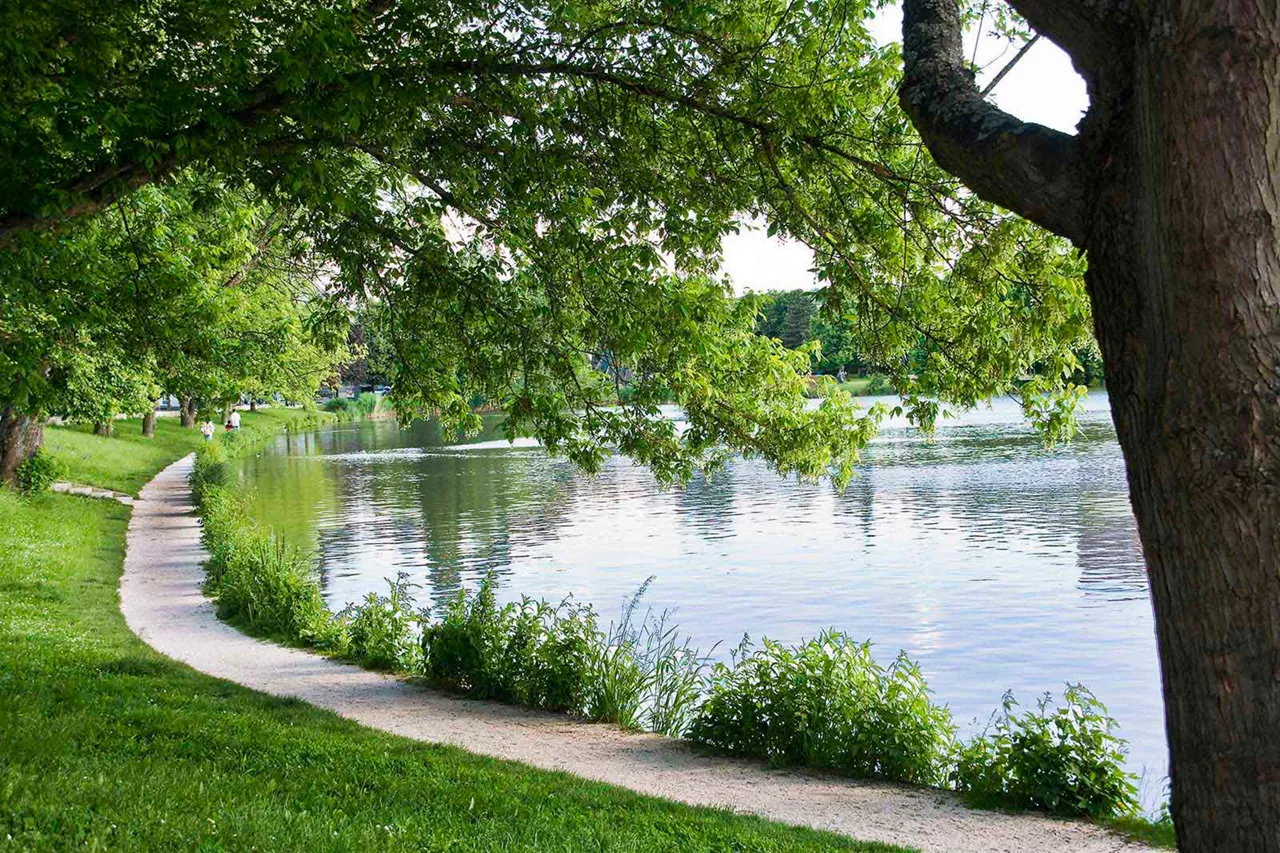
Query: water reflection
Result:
<box><xmin>236</xmin><ymin>393</ymin><xmax>1165</xmax><ymax>797</ymax></box>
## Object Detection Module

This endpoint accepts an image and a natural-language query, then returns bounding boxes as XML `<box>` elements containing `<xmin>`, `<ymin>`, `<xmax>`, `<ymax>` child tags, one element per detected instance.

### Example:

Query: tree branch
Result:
<box><xmin>1004</xmin><ymin>0</ymin><xmax>1131</xmax><ymax>80</ymax></box>
<box><xmin>979</xmin><ymin>34</ymin><xmax>1038</xmax><ymax>98</ymax></box>
<box><xmin>899</xmin><ymin>0</ymin><xmax>1085</xmax><ymax>243</ymax></box>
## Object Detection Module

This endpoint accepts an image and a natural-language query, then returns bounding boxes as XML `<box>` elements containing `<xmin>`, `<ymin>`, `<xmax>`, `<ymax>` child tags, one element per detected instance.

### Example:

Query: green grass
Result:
<box><xmin>43</xmin><ymin>408</ymin><xmax>325</xmax><ymax>496</ymax></box>
<box><xmin>1107</xmin><ymin>814</ymin><xmax>1176</xmax><ymax>849</ymax></box>
<box><xmin>0</xmin><ymin>434</ymin><xmax>908</xmax><ymax>851</ymax></box>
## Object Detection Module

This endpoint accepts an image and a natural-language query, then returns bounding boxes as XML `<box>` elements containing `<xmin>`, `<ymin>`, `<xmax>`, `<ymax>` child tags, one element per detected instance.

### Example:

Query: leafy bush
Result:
<box><xmin>421</xmin><ymin>577</ymin><xmax>597</xmax><ymax>713</ymax></box>
<box><xmin>323</xmin><ymin>393</ymin><xmax>379</xmax><ymax>421</ymax></box>
<box><xmin>344</xmin><ymin>575</ymin><xmax>423</xmax><ymax>671</ymax></box>
<box><xmin>197</xmin><ymin>479</ymin><xmax>343</xmax><ymax>649</ymax></box>
<box><xmin>952</xmin><ymin>685</ymin><xmax>1138</xmax><ymax>818</ymax></box>
<box><xmin>15</xmin><ymin>450</ymin><xmax>65</xmax><ymax>493</ymax></box>
<box><xmin>688</xmin><ymin>632</ymin><xmax>955</xmax><ymax>786</ymax></box>
<box><xmin>190</xmin><ymin>439</ymin><xmax>231</xmax><ymax>504</ymax></box>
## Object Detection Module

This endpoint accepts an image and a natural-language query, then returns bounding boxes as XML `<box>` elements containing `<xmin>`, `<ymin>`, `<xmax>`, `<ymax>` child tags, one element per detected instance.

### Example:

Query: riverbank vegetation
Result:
<box><xmin>322</xmin><ymin>392</ymin><xmax>385</xmax><ymax>421</ymax></box>
<box><xmin>1</xmin><ymin>414</ymin><xmax>900</xmax><ymax>852</ymax></box>
<box><xmin>192</xmin><ymin>433</ymin><xmax>1168</xmax><ymax>846</ymax></box>
<box><xmin>14</xmin><ymin>0</ymin><xmax>1259</xmax><ymax>841</ymax></box>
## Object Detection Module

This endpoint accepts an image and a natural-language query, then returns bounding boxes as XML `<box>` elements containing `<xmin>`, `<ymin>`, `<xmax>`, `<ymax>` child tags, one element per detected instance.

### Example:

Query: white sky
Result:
<box><xmin>720</xmin><ymin>2</ymin><xmax>1089</xmax><ymax>294</ymax></box>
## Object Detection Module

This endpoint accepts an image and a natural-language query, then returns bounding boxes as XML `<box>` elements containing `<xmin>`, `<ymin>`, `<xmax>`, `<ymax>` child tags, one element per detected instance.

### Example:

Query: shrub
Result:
<box><xmin>198</xmin><ymin>485</ymin><xmax>256</xmax><ymax>586</ymax></box>
<box><xmin>214</xmin><ymin>528</ymin><xmax>335</xmax><ymax>640</ymax></box>
<box><xmin>505</xmin><ymin>596</ymin><xmax>597</xmax><ymax>712</ymax></box>
<box><xmin>15</xmin><ymin>450</ymin><xmax>65</xmax><ymax>493</ymax></box>
<box><xmin>323</xmin><ymin>394</ymin><xmax>379</xmax><ymax>421</ymax></box>
<box><xmin>344</xmin><ymin>575</ymin><xmax>423</xmax><ymax>671</ymax></box>
<box><xmin>953</xmin><ymin>685</ymin><xmax>1138</xmax><ymax>818</ymax></box>
<box><xmin>421</xmin><ymin>577</ymin><xmax>597</xmax><ymax>713</ymax></box>
<box><xmin>197</xmin><ymin>479</ymin><xmax>343</xmax><ymax>650</ymax></box>
<box><xmin>688</xmin><ymin>632</ymin><xmax>955</xmax><ymax>786</ymax></box>
<box><xmin>190</xmin><ymin>439</ymin><xmax>231</xmax><ymax>504</ymax></box>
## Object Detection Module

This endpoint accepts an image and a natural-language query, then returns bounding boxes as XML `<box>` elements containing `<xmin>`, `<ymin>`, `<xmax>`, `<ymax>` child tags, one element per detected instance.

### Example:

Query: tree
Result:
<box><xmin>899</xmin><ymin>1</ymin><xmax>1280</xmax><ymax>847</ymax></box>
<box><xmin>0</xmin><ymin>171</ymin><xmax>347</xmax><ymax>475</ymax></box>
<box><xmin>780</xmin><ymin>294</ymin><xmax>817</xmax><ymax>351</ymax></box>
<box><xmin>3</xmin><ymin>0</ymin><xmax>1121</xmax><ymax>789</ymax></box>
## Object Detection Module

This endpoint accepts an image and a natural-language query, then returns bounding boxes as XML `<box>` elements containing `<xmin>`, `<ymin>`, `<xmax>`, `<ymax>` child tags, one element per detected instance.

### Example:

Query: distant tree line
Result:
<box><xmin>751</xmin><ymin>288</ymin><xmax>1103</xmax><ymax>388</ymax></box>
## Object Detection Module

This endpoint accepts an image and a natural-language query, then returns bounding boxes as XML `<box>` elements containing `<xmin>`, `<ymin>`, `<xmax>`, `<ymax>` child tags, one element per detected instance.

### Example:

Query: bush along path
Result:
<box><xmin>119</xmin><ymin>444</ymin><xmax>1160</xmax><ymax>852</ymax></box>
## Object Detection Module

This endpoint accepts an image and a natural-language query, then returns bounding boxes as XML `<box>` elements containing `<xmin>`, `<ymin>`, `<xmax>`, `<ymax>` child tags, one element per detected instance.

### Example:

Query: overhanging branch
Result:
<box><xmin>899</xmin><ymin>0</ymin><xmax>1085</xmax><ymax>243</ymax></box>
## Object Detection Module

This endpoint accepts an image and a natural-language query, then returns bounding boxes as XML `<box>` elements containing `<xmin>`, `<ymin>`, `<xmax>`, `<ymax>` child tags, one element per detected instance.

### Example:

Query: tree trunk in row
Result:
<box><xmin>92</xmin><ymin>421</ymin><xmax>112</xmax><ymax>437</ymax></box>
<box><xmin>901</xmin><ymin>1</ymin><xmax>1280</xmax><ymax>847</ymax></box>
<box><xmin>180</xmin><ymin>396</ymin><xmax>197</xmax><ymax>428</ymax></box>
<box><xmin>0</xmin><ymin>407</ymin><xmax>43</xmax><ymax>483</ymax></box>
<box><xmin>141</xmin><ymin>409</ymin><xmax>156</xmax><ymax>438</ymax></box>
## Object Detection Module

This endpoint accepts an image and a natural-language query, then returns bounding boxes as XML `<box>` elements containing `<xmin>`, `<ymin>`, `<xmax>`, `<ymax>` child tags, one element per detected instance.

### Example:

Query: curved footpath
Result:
<box><xmin>122</xmin><ymin>455</ymin><xmax>1150</xmax><ymax>853</ymax></box>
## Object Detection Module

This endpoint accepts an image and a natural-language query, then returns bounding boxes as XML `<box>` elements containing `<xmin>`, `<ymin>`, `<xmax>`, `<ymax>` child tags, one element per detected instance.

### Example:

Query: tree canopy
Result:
<box><xmin>3</xmin><ymin>0</ymin><xmax>1092</xmax><ymax>486</ymax></box>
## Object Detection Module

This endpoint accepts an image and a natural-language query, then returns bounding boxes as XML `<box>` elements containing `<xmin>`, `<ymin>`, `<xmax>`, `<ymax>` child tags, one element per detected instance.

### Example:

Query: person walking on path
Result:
<box><xmin>228</xmin><ymin>409</ymin><xmax>241</xmax><ymax>430</ymax></box>
<box><xmin>199</xmin><ymin>420</ymin><xmax>215</xmax><ymax>441</ymax></box>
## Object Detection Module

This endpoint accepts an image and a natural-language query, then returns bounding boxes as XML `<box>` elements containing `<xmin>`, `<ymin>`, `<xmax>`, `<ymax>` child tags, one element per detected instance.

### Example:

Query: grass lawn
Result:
<box><xmin>0</xmin><ymin>422</ymin><xmax>908</xmax><ymax>852</ymax></box>
<box><xmin>43</xmin><ymin>409</ymin><xmax>320</xmax><ymax>496</ymax></box>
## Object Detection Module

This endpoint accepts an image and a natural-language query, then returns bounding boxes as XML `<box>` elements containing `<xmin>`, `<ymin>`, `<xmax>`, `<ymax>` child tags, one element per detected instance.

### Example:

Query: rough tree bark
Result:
<box><xmin>0</xmin><ymin>407</ymin><xmax>43</xmax><ymax>483</ymax></box>
<box><xmin>179</xmin><ymin>396</ymin><xmax>197</xmax><ymax>428</ymax></box>
<box><xmin>901</xmin><ymin>2</ymin><xmax>1280</xmax><ymax>849</ymax></box>
<box><xmin>141</xmin><ymin>408</ymin><xmax>156</xmax><ymax>438</ymax></box>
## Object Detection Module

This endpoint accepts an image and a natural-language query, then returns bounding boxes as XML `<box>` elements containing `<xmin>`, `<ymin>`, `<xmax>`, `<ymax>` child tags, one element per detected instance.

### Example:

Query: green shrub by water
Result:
<box><xmin>14</xmin><ymin>449</ymin><xmax>65</xmax><ymax>493</ymax></box>
<box><xmin>422</xmin><ymin>577</ymin><xmax>599</xmax><ymax>714</ymax></box>
<box><xmin>189</xmin><ymin>437</ymin><xmax>231</xmax><ymax>503</ymax></box>
<box><xmin>324</xmin><ymin>393</ymin><xmax>380</xmax><ymax>420</ymax></box>
<box><xmin>344</xmin><ymin>575</ymin><xmax>423</xmax><ymax>671</ymax></box>
<box><xmin>953</xmin><ymin>685</ymin><xmax>1138</xmax><ymax>818</ymax></box>
<box><xmin>688</xmin><ymin>632</ymin><xmax>955</xmax><ymax>786</ymax></box>
<box><xmin>198</xmin><ymin>482</ymin><xmax>342</xmax><ymax>647</ymax></box>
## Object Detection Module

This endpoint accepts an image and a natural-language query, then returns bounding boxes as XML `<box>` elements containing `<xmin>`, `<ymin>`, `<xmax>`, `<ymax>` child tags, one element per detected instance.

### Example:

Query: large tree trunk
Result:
<box><xmin>903</xmin><ymin>1</ymin><xmax>1280</xmax><ymax>847</ymax></box>
<box><xmin>180</xmin><ymin>396</ymin><xmax>197</xmax><ymax>428</ymax></box>
<box><xmin>141</xmin><ymin>408</ymin><xmax>157</xmax><ymax>438</ymax></box>
<box><xmin>1083</xmin><ymin>6</ymin><xmax>1280</xmax><ymax>847</ymax></box>
<box><xmin>93</xmin><ymin>421</ymin><xmax>113</xmax><ymax>437</ymax></box>
<box><xmin>0</xmin><ymin>408</ymin><xmax>43</xmax><ymax>483</ymax></box>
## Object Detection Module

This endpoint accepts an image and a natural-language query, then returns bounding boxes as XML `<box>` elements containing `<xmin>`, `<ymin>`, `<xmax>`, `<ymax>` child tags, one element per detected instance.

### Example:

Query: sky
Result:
<box><xmin>720</xmin><ymin>2</ymin><xmax>1090</xmax><ymax>294</ymax></box>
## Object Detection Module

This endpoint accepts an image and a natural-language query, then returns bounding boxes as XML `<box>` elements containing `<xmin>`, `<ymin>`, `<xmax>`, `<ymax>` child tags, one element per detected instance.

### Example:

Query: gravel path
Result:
<box><xmin>120</xmin><ymin>455</ymin><xmax>1152</xmax><ymax>853</ymax></box>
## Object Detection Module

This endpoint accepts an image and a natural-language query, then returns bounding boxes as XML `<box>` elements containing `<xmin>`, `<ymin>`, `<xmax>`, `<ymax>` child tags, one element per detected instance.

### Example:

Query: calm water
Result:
<box><xmin>235</xmin><ymin>393</ymin><xmax>1166</xmax><ymax>797</ymax></box>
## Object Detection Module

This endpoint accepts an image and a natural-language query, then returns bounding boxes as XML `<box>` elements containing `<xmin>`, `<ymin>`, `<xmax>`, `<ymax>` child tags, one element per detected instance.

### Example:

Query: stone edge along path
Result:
<box><xmin>53</xmin><ymin>481</ymin><xmax>135</xmax><ymax>505</ymax></box>
<box><xmin>120</xmin><ymin>454</ymin><xmax>1151</xmax><ymax>853</ymax></box>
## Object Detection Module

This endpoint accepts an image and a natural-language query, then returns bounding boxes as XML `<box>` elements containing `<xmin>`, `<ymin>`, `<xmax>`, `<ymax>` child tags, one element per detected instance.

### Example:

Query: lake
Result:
<box><xmin>235</xmin><ymin>392</ymin><xmax>1166</xmax><ymax>802</ymax></box>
